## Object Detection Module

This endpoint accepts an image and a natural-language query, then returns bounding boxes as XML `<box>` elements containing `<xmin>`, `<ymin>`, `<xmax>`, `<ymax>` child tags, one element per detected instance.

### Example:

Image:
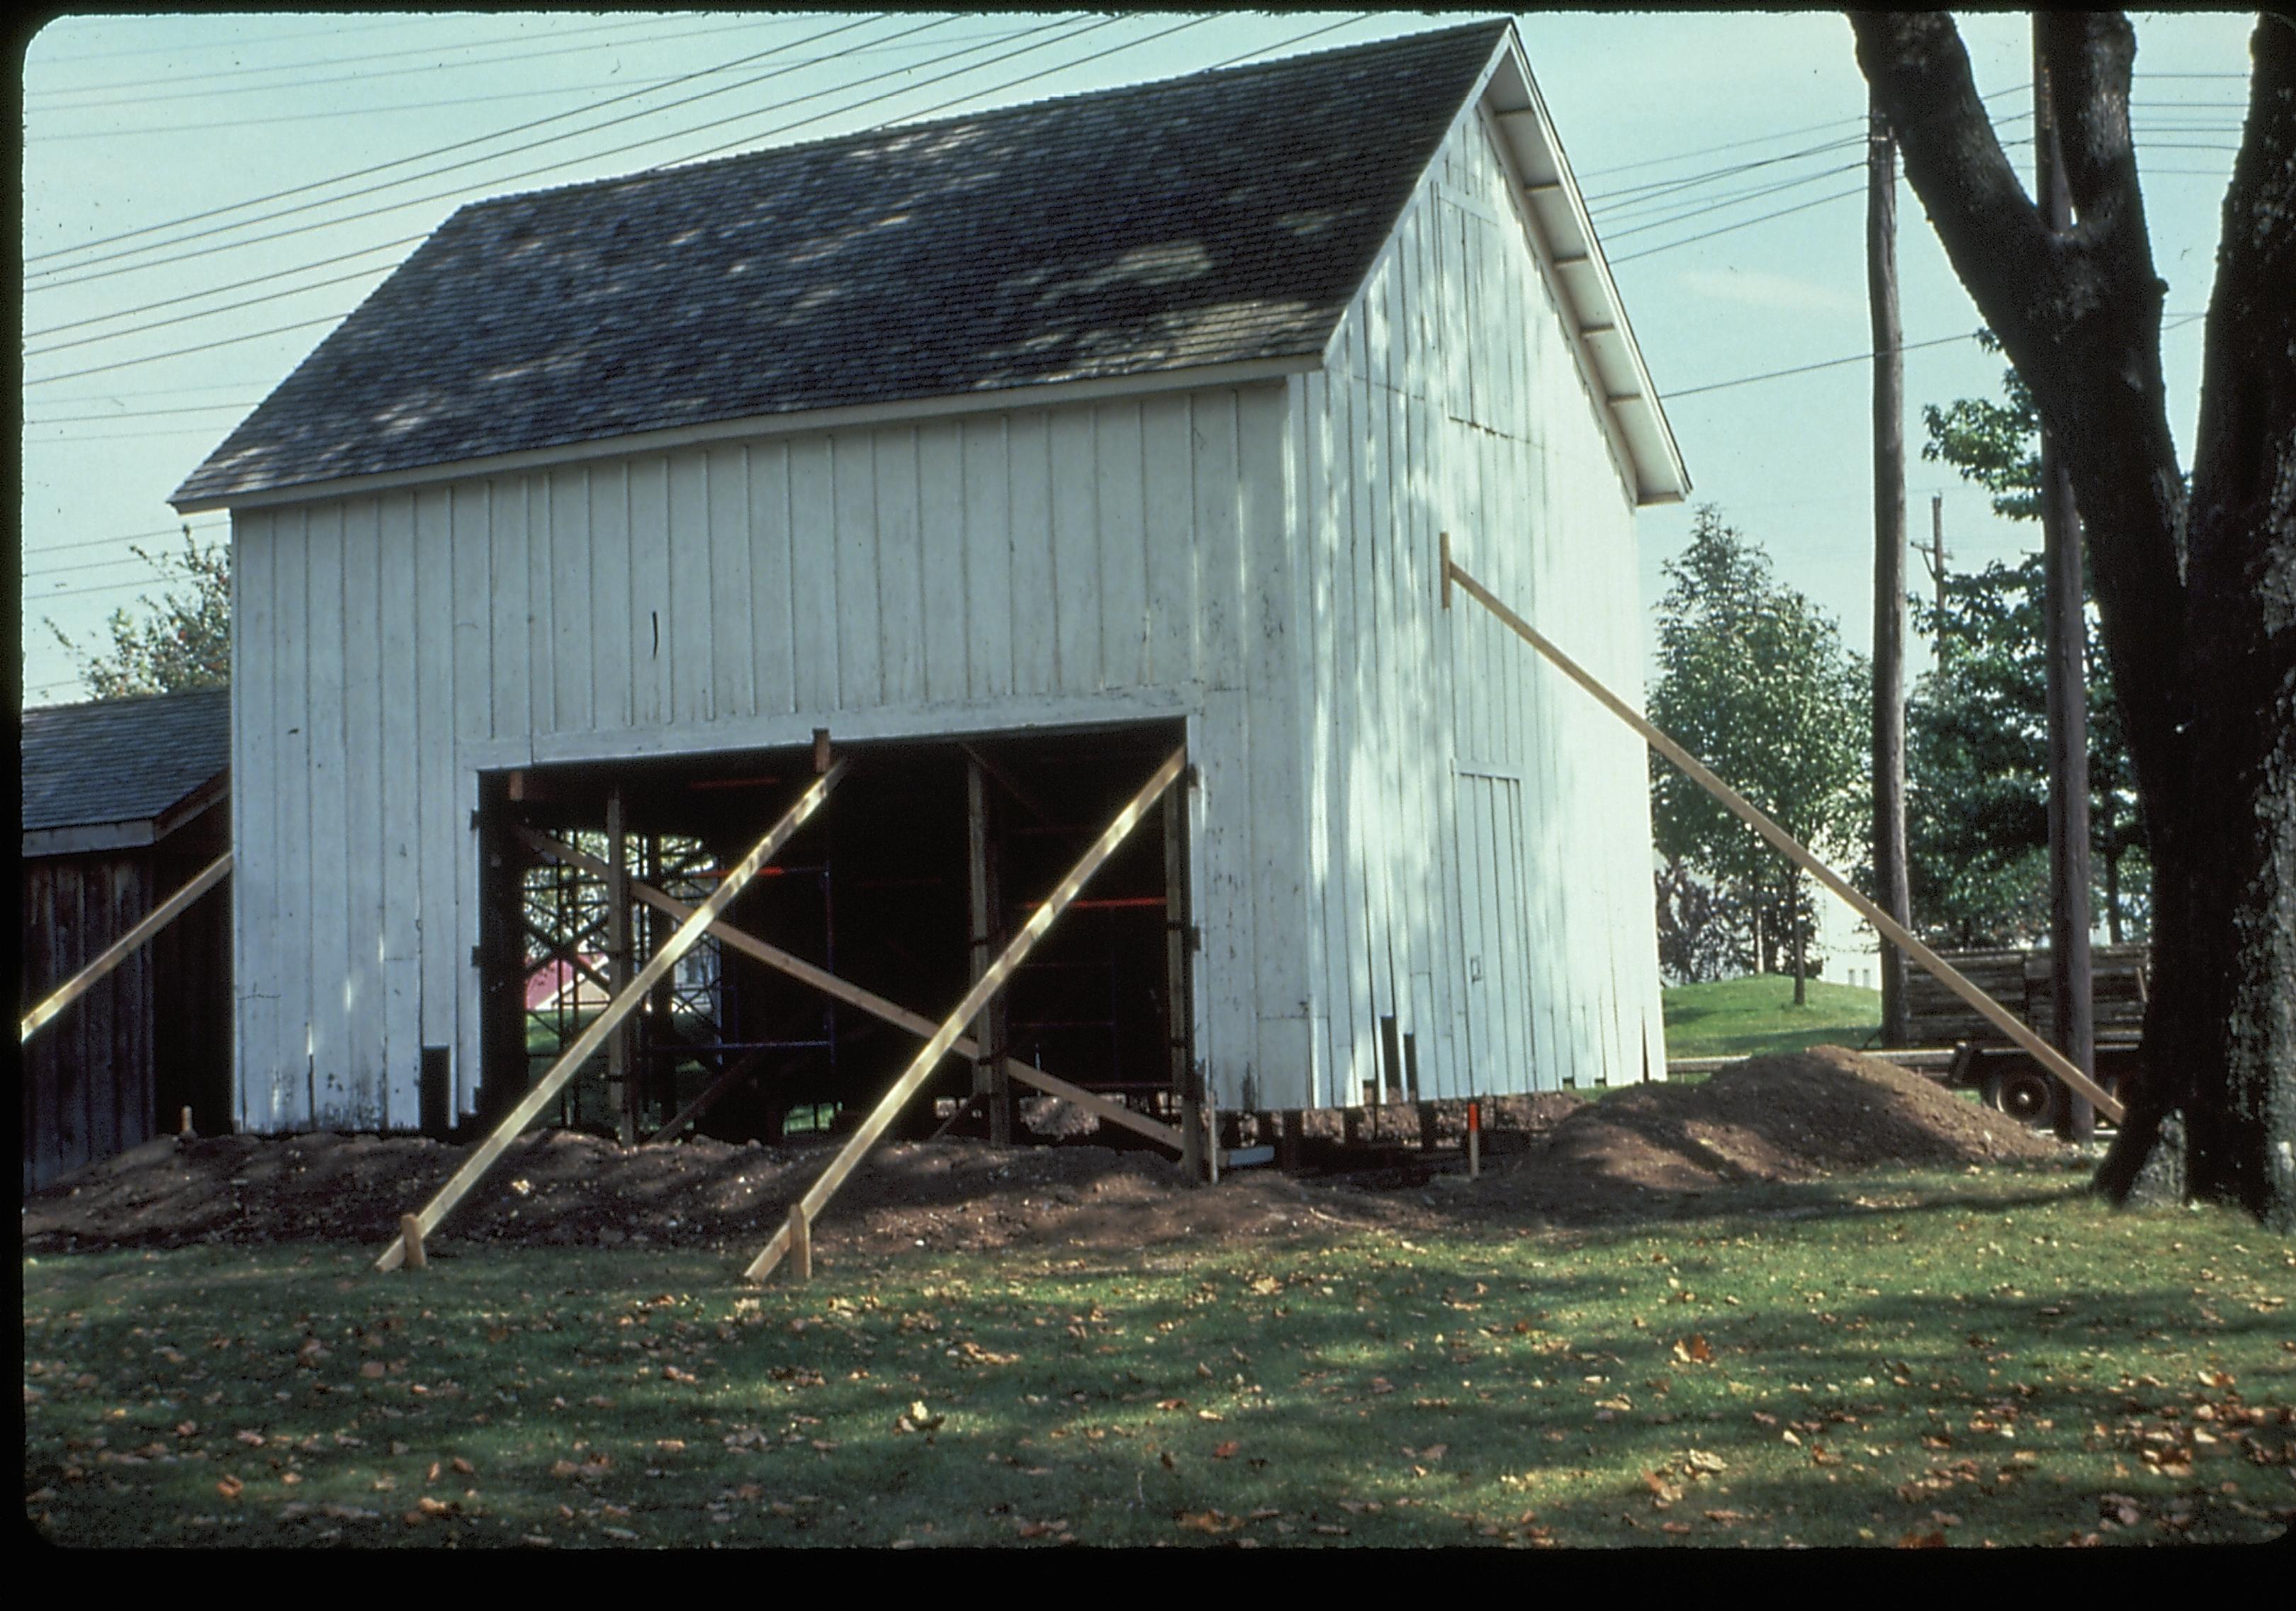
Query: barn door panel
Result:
<box><xmin>1456</xmin><ymin>771</ymin><xmax>1534</xmax><ymax>1094</ymax></box>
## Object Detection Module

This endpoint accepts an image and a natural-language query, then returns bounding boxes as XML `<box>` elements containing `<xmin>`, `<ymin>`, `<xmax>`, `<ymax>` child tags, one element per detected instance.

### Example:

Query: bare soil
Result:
<box><xmin>21</xmin><ymin>1048</ymin><xmax>2069</xmax><ymax>1261</ymax></box>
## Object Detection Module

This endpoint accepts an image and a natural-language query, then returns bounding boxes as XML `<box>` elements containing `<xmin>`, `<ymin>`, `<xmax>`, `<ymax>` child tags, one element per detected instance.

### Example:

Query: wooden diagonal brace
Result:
<box><xmin>21</xmin><ymin>851</ymin><xmax>232</xmax><ymax>1043</ymax></box>
<box><xmin>743</xmin><ymin>746</ymin><xmax>1188</xmax><ymax>1283</ymax></box>
<box><xmin>374</xmin><ymin>761</ymin><xmax>848</xmax><ymax>1272</ymax></box>
<box><xmin>513</xmin><ymin>826</ymin><xmax>1185</xmax><ymax>1155</ymax></box>
<box><xmin>1444</xmin><ymin>555</ymin><xmax>2125</xmax><ymax>1125</ymax></box>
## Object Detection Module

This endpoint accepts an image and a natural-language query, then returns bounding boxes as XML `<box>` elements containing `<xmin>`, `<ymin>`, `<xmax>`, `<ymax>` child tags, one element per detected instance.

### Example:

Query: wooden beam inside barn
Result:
<box><xmin>743</xmin><ymin>746</ymin><xmax>1188</xmax><ymax>1283</ymax></box>
<box><xmin>374</xmin><ymin>762</ymin><xmax>848</xmax><ymax>1272</ymax></box>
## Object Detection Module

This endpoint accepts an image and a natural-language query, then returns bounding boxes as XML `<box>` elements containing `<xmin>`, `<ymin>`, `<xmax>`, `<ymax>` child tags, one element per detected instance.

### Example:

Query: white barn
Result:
<box><xmin>174</xmin><ymin>20</ymin><xmax>1688</xmax><ymax>1140</ymax></box>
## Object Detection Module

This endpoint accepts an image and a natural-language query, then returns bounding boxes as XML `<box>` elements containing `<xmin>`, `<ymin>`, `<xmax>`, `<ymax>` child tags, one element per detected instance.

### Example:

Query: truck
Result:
<box><xmin>1903</xmin><ymin>944</ymin><xmax>2149</xmax><ymax>1127</ymax></box>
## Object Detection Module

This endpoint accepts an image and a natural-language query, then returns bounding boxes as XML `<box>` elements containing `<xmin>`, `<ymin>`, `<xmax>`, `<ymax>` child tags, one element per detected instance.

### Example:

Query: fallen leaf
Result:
<box><xmin>452</xmin><ymin>1456</ymin><xmax>475</xmax><ymax>1475</ymax></box>
<box><xmin>1672</xmin><ymin>1335</ymin><xmax>1713</xmax><ymax>1364</ymax></box>
<box><xmin>1897</xmin><ymin>1530</ymin><xmax>1947</xmax><ymax>1549</ymax></box>
<box><xmin>215</xmin><ymin>1476</ymin><xmax>244</xmax><ymax>1500</ymax></box>
<box><xmin>1177</xmin><ymin>1510</ymin><xmax>1242</xmax><ymax>1534</ymax></box>
<box><xmin>1212</xmin><ymin>1441</ymin><xmax>1241</xmax><ymax>1459</ymax></box>
<box><xmin>360</xmin><ymin>1362</ymin><xmax>386</xmax><ymax>1380</ymax></box>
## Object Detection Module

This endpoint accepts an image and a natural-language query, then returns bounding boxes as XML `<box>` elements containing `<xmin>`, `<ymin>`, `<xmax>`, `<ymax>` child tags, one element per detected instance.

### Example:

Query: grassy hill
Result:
<box><xmin>1661</xmin><ymin>973</ymin><xmax>1882</xmax><ymax>1062</ymax></box>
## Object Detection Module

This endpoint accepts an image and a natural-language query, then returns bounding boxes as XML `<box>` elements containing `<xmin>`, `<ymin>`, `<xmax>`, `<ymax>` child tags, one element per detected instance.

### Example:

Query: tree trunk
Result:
<box><xmin>1850</xmin><ymin>11</ymin><xmax>2296</xmax><ymax>1228</ymax></box>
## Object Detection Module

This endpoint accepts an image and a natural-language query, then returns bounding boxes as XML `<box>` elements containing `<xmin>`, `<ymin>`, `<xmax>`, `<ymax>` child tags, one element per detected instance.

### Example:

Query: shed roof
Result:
<box><xmin>21</xmin><ymin>688</ymin><xmax>231</xmax><ymax>847</ymax></box>
<box><xmin>174</xmin><ymin>19</ymin><xmax>1685</xmax><ymax>509</ymax></box>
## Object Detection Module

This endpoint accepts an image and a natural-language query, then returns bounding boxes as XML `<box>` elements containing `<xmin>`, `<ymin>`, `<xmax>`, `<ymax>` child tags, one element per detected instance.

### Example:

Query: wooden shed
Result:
<box><xmin>21</xmin><ymin>689</ymin><xmax>232</xmax><ymax>1191</ymax></box>
<box><xmin>171</xmin><ymin>21</ymin><xmax>1688</xmax><ymax>1143</ymax></box>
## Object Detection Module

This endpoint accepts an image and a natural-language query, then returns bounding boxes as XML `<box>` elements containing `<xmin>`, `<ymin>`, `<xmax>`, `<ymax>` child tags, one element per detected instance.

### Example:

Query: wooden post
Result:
<box><xmin>1417</xmin><ymin>1099</ymin><xmax>1439</xmax><ymax>1154</ymax></box>
<box><xmin>1869</xmin><ymin>86</ymin><xmax>1913</xmax><ymax>1049</ymax></box>
<box><xmin>813</xmin><ymin>728</ymin><xmax>832</xmax><ymax>775</ymax></box>
<box><xmin>2035</xmin><ymin>40</ymin><xmax>2096</xmax><ymax>1143</ymax></box>
<box><xmin>19</xmin><ymin>851</ymin><xmax>232</xmax><ymax>1042</ymax></box>
<box><xmin>399</xmin><ymin>1213</ymin><xmax>427</xmax><ymax>1272</ymax></box>
<box><xmin>373</xmin><ymin>763</ymin><xmax>848</xmax><ymax>1272</ymax></box>
<box><xmin>1278</xmin><ymin>1110</ymin><xmax>1302</xmax><ymax>1174</ymax></box>
<box><xmin>605</xmin><ymin>787</ymin><xmax>634</xmax><ymax>1144</ymax></box>
<box><xmin>787</xmin><ymin>1203</ymin><xmax>812</xmax><ymax>1282</ymax></box>
<box><xmin>742</xmin><ymin>748</ymin><xmax>1188</xmax><ymax>1283</ymax></box>
<box><xmin>179</xmin><ymin>1105</ymin><xmax>194</xmax><ymax>1139</ymax></box>
<box><xmin>512</xmin><ymin>826</ymin><xmax>1186</xmax><ymax>1152</ymax></box>
<box><xmin>1443</xmin><ymin>557</ymin><xmax>2125</xmax><ymax>1125</ymax></box>
<box><xmin>966</xmin><ymin>751</ymin><xmax>1013</xmax><ymax>1147</ymax></box>
<box><xmin>1165</xmin><ymin>775</ymin><xmax>1203</xmax><ymax>1184</ymax></box>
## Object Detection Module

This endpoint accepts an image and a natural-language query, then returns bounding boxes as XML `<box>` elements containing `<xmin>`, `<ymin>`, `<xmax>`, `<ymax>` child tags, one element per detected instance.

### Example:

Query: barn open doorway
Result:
<box><xmin>475</xmin><ymin>719</ymin><xmax>1191</xmax><ymax>1149</ymax></box>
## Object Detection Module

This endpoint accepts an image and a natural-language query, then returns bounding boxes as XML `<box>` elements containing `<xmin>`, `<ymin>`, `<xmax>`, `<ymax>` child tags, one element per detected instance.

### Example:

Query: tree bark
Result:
<box><xmin>1848</xmin><ymin>11</ymin><xmax>2296</xmax><ymax>1228</ymax></box>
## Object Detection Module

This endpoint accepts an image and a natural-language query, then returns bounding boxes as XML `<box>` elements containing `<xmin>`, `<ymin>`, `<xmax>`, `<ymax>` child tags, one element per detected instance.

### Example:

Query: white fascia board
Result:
<box><xmin>173</xmin><ymin>356</ymin><xmax>1313</xmax><ymax>515</ymax></box>
<box><xmin>1482</xmin><ymin>41</ymin><xmax>1692</xmax><ymax>507</ymax></box>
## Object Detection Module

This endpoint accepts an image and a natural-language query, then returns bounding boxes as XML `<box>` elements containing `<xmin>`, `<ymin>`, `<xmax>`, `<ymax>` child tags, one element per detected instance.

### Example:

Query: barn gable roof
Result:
<box><xmin>21</xmin><ymin>688</ymin><xmax>231</xmax><ymax>853</ymax></box>
<box><xmin>174</xmin><ymin>19</ymin><xmax>1684</xmax><ymax>509</ymax></box>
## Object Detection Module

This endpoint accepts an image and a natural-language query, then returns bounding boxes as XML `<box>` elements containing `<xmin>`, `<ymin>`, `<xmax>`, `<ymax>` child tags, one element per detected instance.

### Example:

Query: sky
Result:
<box><xmin>20</xmin><ymin>8</ymin><xmax>2257</xmax><ymax>722</ymax></box>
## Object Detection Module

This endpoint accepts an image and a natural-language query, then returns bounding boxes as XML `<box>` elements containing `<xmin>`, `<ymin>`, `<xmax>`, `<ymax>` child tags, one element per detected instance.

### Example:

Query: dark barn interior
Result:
<box><xmin>477</xmin><ymin>721</ymin><xmax>1190</xmax><ymax>1150</ymax></box>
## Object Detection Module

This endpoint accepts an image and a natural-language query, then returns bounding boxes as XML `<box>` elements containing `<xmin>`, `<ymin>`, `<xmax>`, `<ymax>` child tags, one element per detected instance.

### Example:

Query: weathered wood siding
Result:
<box><xmin>228</xmin><ymin>383</ymin><xmax>1300</xmax><ymax>1129</ymax></box>
<box><xmin>1288</xmin><ymin>96</ymin><xmax>1667</xmax><ymax>1106</ymax></box>
<box><xmin>21</xmin><ymin>856</ymin><xmax>152</xmax><ymax>1192</ymax></box>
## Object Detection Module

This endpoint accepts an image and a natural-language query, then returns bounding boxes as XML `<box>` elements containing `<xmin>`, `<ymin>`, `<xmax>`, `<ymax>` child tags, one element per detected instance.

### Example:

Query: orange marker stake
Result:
<box><xmin>1468</xmin><ymin>1099</ymin><xmax>1481</xmax><ymax>1181</ymax></box>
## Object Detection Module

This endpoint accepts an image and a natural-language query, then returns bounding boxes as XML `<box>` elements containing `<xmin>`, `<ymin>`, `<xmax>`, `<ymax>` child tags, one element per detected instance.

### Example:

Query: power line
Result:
<box><xmin>21</xmin><ymin>13</ymin><xmax>1164</xmax><ymax>385</ymax></box>
<box><xmin>1598</xmin><ymin>160</ymin><xmax>1867</xmax><ymax>240</ymax></box>
<box><xmin>1608</xmin><ymin>182</ymin><xmax>1869</xmax><ymax>265</ymax></box>
<box><xmin>29</xmin><ymin>12</ymin><xmax>770</xmax><ymax>103</ymax></box>
<box><xmin>26</xmin><ymin>13</ymin><xmax>1087</xmax><ymax>302</ymax></box>
<box><xmin>26</xmin><ymin>311</ymin><xmax>348</xmax><ymax>388</ymax></box>
<box><xmin>23</xmin><ymin>524</ymin><xmax>230</xmax><ymax>558</ymax></box>
<box><xmin>36</xmin><ymin>13</ymin><xmax>433</xmax><ymax>64</ymax></box>
<box><xmin>26</xmin><ymin>403</ymin><xmax>258</xmax><ymax>425</ymax></box>
<box><xmin>28</xmin><ymin>13</ymin><xmax>940</xmax><ymax>277</ymax></box>
<box><xmin>26</xmin><ymin>260</ymin><xmax>403</xmax><ymax>359</ymax></box>
<box><xmin>1662</xmin><ymin>313</ymin><xmax>2207</xmax><ymax>402</ymax></box>
<box><xmin>651</xmin><ymin>11</ymin><xmax>1170</xmax><ymax>167</ymax></box>
<box><xmin>28</xmin><ymin>235</ymin><xmax>427</xmax><ymax>344</ymax></box>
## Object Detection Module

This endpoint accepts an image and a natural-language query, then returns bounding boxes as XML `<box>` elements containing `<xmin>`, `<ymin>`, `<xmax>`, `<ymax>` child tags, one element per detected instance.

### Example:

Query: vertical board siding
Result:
<box><xmin>1289</xmin><ymin>99</ymin><xmax>1667</xmax><ymax>1103</ymax></box>
<box><xmin>229</xmin><ymin>382</ymin><xmax>1305</xmax><ymax>1128</ymax></box>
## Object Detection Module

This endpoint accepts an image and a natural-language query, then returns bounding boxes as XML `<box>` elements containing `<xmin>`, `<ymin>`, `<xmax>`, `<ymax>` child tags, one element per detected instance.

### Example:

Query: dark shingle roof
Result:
<box><xmin>21</xmin><ymin>688</ymin><xmax>231</xmax><ymax>836</ymax></box>
<box><xmin>174</xmin><ymin>21</ymin><xmax>1508</xmax><ymax>505</ymax></box>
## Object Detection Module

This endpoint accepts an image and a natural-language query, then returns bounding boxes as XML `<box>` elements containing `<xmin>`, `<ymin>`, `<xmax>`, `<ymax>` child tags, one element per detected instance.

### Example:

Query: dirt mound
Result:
<box><xmin>1537</xmin><ymin>1045</ymin><xmax>2067</xmax><ymax>1194</ymax></box>
<box><xmin>20</xmin><ymin>1050</ymin><xmax>2073</xmax><ymax>1259</ymax></box>
<box><xmin>18</xmin><ymin>1128</ymin><xmax>1407</xmax><ymax>1262</ymax></box>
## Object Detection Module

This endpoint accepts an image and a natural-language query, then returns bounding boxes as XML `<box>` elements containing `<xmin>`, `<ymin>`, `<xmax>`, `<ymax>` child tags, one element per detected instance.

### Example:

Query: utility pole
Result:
<box><xmin>1868</xmin><ymin>86</ymin><xmax>1911</xmax><ymax>1047</ymax></box>
<box><xmin>2035</xmin><ymin>37</ymin><xmax>2095</xmax><ymax>1141</ymax></box>
<box><xmin>1931</xmin><ymin>493</ymin><xmax>1947</xmax><ymax>665</ymax></box>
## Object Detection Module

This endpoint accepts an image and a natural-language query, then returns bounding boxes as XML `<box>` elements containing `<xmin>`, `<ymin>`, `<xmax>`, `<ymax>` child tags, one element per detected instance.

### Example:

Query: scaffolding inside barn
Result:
<box><xmin>478</xmin><ymin>722</ymin><xmax>1193</xmax><ymax>1151</ymax></box>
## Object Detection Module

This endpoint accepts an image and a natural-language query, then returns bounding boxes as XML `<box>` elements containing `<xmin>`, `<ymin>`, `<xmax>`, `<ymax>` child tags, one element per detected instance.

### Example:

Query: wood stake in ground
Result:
<box><xmin>743</xmin><ymin>746</ymin><xmax>1188</xmax><ymax>1283</ymax></box>
<box><xmin>373</xmin><ymin>761</ymin><xmax>848</xmax><ymax>1272</ymax></box>
<box><xmin>19</xmin><ymin>851</ymin><xmax>232</xmax><ymax>1042</ymax></box>
<box><xmin>513</xmin><ymin>826</ymin><xmax>1185</xmax><ymax>1154</ymax></box>
<box><xmin>1443</xmin><ymin>556</ymin><xmax>2124</xmax><ymax>1124</ymax></box>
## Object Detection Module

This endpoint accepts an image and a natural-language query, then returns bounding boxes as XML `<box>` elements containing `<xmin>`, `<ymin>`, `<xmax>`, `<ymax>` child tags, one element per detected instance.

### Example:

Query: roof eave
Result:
<box><xmin>1481</xmin><ymin>40</ymin><xmax>1691</xmax><ymax>507</ymax></box>
<box><xmin>170</xmin><ymin>352</ymin><xmax>1320</xmax><ymax>514</ymax></box>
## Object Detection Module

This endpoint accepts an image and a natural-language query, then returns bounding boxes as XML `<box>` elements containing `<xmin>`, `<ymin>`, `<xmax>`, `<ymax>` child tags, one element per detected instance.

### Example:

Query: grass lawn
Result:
<box><xmin>23</xmin><ymin>1158</ymin><xmax>2292</xmax><ymax>1549</ymax></box>
<box><xmin>1664</xmin><ymin>975</ymin><xmax>1884</xmax><ymax>1062</ymax></box>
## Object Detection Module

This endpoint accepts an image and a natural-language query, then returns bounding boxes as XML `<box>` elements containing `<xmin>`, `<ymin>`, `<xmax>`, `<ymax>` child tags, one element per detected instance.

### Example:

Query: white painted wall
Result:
<box><xmin>228</xmin><ymin>381</ymin><xmax>1302</xmax><ymax>1129</ymax></box>
<box><xmin>1283</xmin><ymin>94</ymin><xmax>1668</xmax><ymax>1108</ymax></box>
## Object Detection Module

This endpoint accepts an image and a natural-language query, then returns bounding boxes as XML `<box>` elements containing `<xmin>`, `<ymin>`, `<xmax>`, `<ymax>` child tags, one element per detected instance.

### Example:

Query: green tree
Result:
<box><xmin>1909</xmin><ymin>553</ymin><xmax>2149</xmax><ymax>946</ymax></box>
<box><xmin>1916</xmin><ymin>331</ymin><xmax>2149</xmax><ymax>945</ymax></box>
<box><xmin>1648</xmin><ymin>507</ymin><xmax>1868</xmax><ymax>1004</ymax></box>
<box><xmin>45</xmin><ymin>527</ymin><xmax>230</xmax><ymax>700</ymax></box>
